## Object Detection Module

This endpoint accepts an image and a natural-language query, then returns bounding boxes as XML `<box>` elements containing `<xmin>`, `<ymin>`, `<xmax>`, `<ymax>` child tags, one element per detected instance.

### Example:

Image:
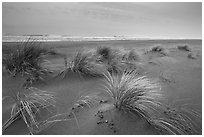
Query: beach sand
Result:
<box><xmin>2</xmin><ymin>40</ymin><xmax>202</xmax><ymax>135</ymax></box>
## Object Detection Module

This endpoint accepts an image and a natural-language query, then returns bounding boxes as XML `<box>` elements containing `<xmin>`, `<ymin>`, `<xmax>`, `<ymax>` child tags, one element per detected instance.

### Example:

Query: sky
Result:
<box><xmin>2</xmin><ymin>2</ymin><xmax>202</xmax><ymax>39</ymax></box>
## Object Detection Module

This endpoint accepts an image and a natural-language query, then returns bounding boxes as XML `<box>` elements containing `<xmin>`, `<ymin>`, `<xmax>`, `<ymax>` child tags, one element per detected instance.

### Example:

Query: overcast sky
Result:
<box><xmin>2</xmin><ymin>2</ymin><xmax>202</xmax><ymax>39</ymax></box>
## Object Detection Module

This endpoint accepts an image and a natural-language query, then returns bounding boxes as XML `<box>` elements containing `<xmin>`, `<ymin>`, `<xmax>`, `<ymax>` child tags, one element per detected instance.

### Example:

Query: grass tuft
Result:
<box><xmin>2</xmin><ymin>38</ymin><xmax>51</xmax><ymax>82</ymax></box>
<box><xmin>69</xmin><ymin>51</ymin><xmax>94</xmax><ymax>74</ymax></box>
<box><xmin>187</xmin><ymin>52</ymin><xmax>197</xmax><ymax>59</ymax></box>
<box><xmin>101</xmin><ymin>69</ymin><xmax>164</xmax><ymax>119</ymax></box>
<box><xmin>149</xmin><ymin>104</ymin><xmax>201</xmax><ymax>135</ymax></box>
<box><xmin>96</xmin><ymin>46</ymin><xmax>114</xmax><ymax>62</ymax></box>
<box><xmin>73</xmin><ymin>94</ymin><xmax>100</xmax><ymax>109</ymax></box>
<box><xmin>122</xmin><ymin>49</ymin><xmax>141</xmax><ymax>62</ymax></box>
<box><xmin>2</xmin><ymin>87</ymin><xmax>56</xmax><ymax>134</ymax></box>
<box><xmin>177</xmin><ymin>45</ymin><xmax>191</xmax><ymax>52</ymax></box>
<box><xmin>145</xmin><ymin>45</ymin><xmax>168</xmax><ymax>56</ymax></box>
<box><xmin>58</xmin><ymin>50</ymin><xmax>101</xmax><ymax>78</ymax></box>
<box><xmin>95</xmin><ymin>46</ymin><xmax>126</xmax><ymax>74</ymax></box>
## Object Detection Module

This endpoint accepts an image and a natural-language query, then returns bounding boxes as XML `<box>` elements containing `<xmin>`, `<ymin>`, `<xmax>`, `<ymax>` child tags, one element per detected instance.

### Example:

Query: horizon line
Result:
<box><xmin>2</xmin><ymin>34</ymin><xmax>201</xmax><ymax>40</ymax></box>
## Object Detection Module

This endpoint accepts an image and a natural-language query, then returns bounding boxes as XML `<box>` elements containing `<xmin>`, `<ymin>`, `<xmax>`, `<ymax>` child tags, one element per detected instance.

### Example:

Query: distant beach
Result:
<box><xmin>3</xmin><ymin>35</ymin><xmax>200</xmax><ymax>43</ymax></box>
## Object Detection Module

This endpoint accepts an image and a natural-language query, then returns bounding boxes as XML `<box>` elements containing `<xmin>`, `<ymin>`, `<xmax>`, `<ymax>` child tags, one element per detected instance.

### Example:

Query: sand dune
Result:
<box><xmin>2</xmin><ymin>40</ymin><xmax>202</xmax><ymax>135</ymax></box>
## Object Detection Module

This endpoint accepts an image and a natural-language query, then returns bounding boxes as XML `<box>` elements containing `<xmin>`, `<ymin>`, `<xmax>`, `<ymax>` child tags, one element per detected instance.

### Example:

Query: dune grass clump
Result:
<box><xmin>95</xmin><ymin>46</ymin><xmax>142</xmax><ymax>75</ymax></box>
<box><xmin>95</xmin><ymin>46</ymin><xmax>125</xmax><ymax>74</ymax></box>
<box><xmin>187</xmin><ymin>52</ymin><xmax>196</xmax><ymax>59</ymax></box>
<box><xmin>95</xmin><ymin>46</ymin><xmax>126</xmax><ymax>63</ymax></box>
<box><xmin>95</xmin><ymin>46</ymin><xmax>113</xmax><ymax>63</ymax></box>
<box><xmin>122</xmin><ymin>49</ymin><xmax>140</xmax><ymax>62</ymax></box>
<box><xmin>101</xmin><ymin>69</ymin><xmax>164</xmax><ymax>118</ymax></box>
<box><xmin>149</xmin><ymin>103</ymin><xmax>201</xmax><ymax>135</ymax></box>
<box><xmin>2</xmin><ymin>39</ymin><xmax>51</xmax><ymax>81</ymax></box>
<box><xmin>59</xmin><ymin>50</ymin><xmax>101</xmax><ymax>78</ymax></box>
<box><xmin>145</xmin><ymin>45</ymin><xmax>168</xmax><ymax>56</ymax></box>
<box><xmin>2</xmin><ymin>87</ymin><xmax>56</xmax><ymax>134</ymax></box>
<box><xmin>69</xmin><ymin>51</ymin><xmax>99</xmax><ymax>76</ymax></box>
<box><xmin>105</xmin><ymin>59</ymin><xmax>124</xmax><ymax>75</ymax></box>
<box><xmin>177</xmin><ymin>45</ymin><xmax>191</xmax><ymax>52</ymax></box>
<box><xmin>73</xmin><ymin>94</ymin><xmax>100</xmax><ymax>109</ymax></box>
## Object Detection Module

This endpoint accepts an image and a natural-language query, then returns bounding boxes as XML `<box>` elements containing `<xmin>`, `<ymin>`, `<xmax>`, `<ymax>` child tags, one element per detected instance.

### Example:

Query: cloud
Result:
<box><xmin>2</xmin><ymin>2</ymin><xmax>202</xmax><ymax>38</ymax></box>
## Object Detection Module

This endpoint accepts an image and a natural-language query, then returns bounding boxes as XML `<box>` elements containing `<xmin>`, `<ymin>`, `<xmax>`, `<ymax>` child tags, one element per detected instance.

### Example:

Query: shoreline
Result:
<box><xmin>2</xmin><ymin>39</ymin><xmax>202</xmax><ymax>43</ymax></box>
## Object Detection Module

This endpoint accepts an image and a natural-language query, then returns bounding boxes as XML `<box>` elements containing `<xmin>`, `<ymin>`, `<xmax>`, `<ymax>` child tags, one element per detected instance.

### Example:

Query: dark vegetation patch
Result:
<box><xmin>2</xmin><ymin>40</ymin><xmax>52</xmax><ymax>84</ymax></box>
<box><xmin>95</xmin><ymin>46</ymin><xmax>141</xmax><ymax>75</ymax></box>
<box><xmin>187</xmin><ymin>52</ymin><xmax>197</xmax><ymax>59</ymax></box>
<box><xmin>122</xmin><ymin>49</ymin><xmax>141</xmax><ymax>62</ymax></box>
<box><xmin>177</xmin><ymin>45</ymin><xmax>191</xmax><ymax>52</ymax></box>
<box><xmin>145</xmin><ymin>45</ymin><xmax>168</xmax><ymax>56</ymax></box>
<box><xmin>58</xmin><ymin>50</ymin><xmax>103</xmax><ymax>79</ymax></box>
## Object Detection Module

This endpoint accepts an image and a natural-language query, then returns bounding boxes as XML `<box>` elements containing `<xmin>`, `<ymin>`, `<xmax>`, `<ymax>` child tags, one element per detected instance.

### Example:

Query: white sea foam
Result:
<box><xmin>2</xmin><ymin>35</ymin><xmax>149</xmax><ymax>42</ymax></box>
<box><xmin>3</xmin><ymin>35</ymin><xmax>192</xmax><ymax>42</ymax></box>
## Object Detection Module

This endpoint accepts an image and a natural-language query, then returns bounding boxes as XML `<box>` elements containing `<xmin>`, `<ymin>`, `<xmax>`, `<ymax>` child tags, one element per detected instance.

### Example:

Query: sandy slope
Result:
<box><xmin>2</xmin><ymin>40</ymin><xmax>202</xmax><ymax>135</ymax></box>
